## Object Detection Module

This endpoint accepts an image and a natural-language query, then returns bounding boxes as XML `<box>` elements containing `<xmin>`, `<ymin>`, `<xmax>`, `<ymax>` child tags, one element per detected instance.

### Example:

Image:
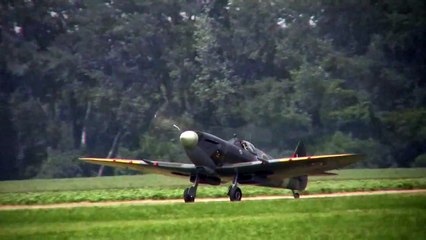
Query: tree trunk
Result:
<box><xmin>80</xmin><ymin>102</ymin><xmax>91</xmax><ymax>148</ymax></box>
<box><xmin>97</xmin><ymin>130</ymin><xmax>122</xmax><ymax>176</ymax></box>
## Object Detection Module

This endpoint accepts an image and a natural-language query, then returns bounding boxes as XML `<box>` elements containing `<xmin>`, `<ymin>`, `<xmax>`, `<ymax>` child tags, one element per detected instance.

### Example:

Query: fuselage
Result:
<box><xmin>179</xmin><ymin>130</ymin><xmax>308</xmax><ymax>191</ymax></box>
<box><xmin>180</xmin><ymin>130</ymin><xmax>270</xmax><ymax>170</ymax></box>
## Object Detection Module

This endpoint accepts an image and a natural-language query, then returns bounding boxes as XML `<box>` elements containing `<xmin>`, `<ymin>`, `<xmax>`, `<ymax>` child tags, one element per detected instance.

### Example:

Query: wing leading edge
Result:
<box><xmin>217</xmin><ymin>153</ymin><xmax>364</xmax><ymax>178</ymax></box>
<box><xmin>79</xmin><ymin>158</ymin><xmax>196</xmax><ymax>177</ymax></box>
<box><xmin>80</xmin><ymin>153</ymin><xmax>363</xmax><ymax>180</ymax></box>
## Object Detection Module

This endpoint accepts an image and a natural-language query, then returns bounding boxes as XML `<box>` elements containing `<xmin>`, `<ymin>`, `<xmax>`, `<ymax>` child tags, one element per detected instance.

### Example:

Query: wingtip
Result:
<box><xmin>79</xmin><ymin>157</ymin><xmax>98</xmax><ymax>161</ymax></box>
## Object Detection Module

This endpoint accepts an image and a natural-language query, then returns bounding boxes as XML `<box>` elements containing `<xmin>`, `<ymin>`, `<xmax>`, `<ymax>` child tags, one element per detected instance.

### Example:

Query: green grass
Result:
<box><xmin>0</xmin><ymin>193</ymin><xmax>425</xmax><ymax>239</ymax></box>
<box><xmin>1</xmin><ymin>178</ymin><xmax>425</xmax><ymax>205</ymax></box>
<box><xmin>0</xmin><ymin>168</ymin><xmax>425</xmax><ymax>193</ymax></box>
<box><xmin>0</xmin><ymin>168</ymin><xmax>425</xmax><ymax>205</ymax></box>
<box><xmin>0</xmin><ymin>174</ymin><xmax>188</xmax><ymax>193</ymax></box>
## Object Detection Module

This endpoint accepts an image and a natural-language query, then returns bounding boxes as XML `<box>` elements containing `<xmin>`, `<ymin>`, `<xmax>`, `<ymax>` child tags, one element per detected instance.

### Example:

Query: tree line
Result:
<box><xmin>0</xmin><ymin>0</ymin><xmax>425</xmax><ymax>180</ymax></box>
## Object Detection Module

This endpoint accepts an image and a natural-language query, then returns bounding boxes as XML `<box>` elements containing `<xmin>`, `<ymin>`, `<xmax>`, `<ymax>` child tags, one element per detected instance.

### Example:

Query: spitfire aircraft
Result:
<box><xmin>80</xmin><ymin>130</ymin><xmax>363</xmax><ymax>202</ymax></box>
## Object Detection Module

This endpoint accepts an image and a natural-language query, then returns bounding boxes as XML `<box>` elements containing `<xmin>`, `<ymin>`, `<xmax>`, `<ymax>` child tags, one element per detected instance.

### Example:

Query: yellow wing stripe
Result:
<box><xmin>79</xmin><ymin>157</ymin><xmax>147</xmax><ymax>164</ymax></box>
<box><xmin>79</xmin><ymin>157</ymin><xmax>151</xmax><ymax>171</ymax></box>
<box><xmin>275</xmin><ymin>153</ymin><xmax>359</xmax><ymax>162</ymax></box>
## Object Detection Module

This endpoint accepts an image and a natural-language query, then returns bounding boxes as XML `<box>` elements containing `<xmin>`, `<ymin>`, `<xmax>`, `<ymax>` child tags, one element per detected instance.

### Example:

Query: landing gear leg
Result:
<box><xmin>228</xmin><ymin>173</ymin><xmax>242</xmax><ymax>202</ymax></box>
<box><xmin>292</xmin><ymin>190</ymin><xmax>300</xmax><ymax>199</ymax></box>
<box><xmin>184</xmin><ymin>174</ymin><xmax>199</xmax><ymax>203</ymax></box>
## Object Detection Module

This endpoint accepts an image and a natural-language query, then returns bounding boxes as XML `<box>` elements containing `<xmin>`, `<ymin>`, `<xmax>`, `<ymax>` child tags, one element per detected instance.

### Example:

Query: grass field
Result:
<box><xmin>1</xmin><ymin>168</ymin><xmax>425</xmax><ymax>193</ymax></box>
<box><xmin>0</xmin><ymin>193</ymin><xmax>425</xmax><ymax>239</ymax></box>
<box><xmin>0</xmin><ymin>168</ymin><xmax>425</xmax><ymax>205</ymax></box>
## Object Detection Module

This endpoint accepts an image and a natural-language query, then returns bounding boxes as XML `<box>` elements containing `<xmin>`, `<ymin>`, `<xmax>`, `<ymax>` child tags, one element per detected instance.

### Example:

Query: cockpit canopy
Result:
<box><xmin>240</xmin><ymin>140</ymin><xmax>272</xmax><ymax>160</ymax></box>
<box><xmin>229</xmin><ymin>137</ymin><xmax>272</xmax><ymax>160</ymax></box>
<box><xmin>241</xmin><ymin>140</ymin><xmax>256</xmax><ymax>154</ymax></box>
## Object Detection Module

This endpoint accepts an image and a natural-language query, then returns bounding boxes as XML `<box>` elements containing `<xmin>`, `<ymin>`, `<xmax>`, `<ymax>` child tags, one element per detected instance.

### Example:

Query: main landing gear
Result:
<box><xmin>183</xmin><ymin>173</ymin><xmax>243</xmax><ymax>203</ymax></box>
<box><xmin>183</xmin><ymin>175</ymin><xmax>300</xmax><ymax>202</ymax></box>
<box><xmin>227</xmin><ymin>173</ymin><xmax>242</xmax><ymax>201</ymax></box>
<box><xmin>183</xmin><ymin>174</ymin><xmax>199</xmax><ymax>203</ymax></box>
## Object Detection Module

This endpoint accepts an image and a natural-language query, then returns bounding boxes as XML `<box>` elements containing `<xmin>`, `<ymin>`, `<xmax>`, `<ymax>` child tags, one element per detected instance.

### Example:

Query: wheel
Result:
<box><xmin>229</xmin><ymin>186</ymin><xmax>242</xmax><ymax>202</ymax></box>
<box><xmin>183</xmin><ymin>187</ymin><xmax>195</xmax><ymax>203</ymax></box>
<box><xmin>183</xmin><ymin>188</ymin><xmax>194</xmax><ymax>202</ymax></box>
<box><xmin>293</xmin><ymin>192</ymin><xmax>300</xmax><ymax>199</ymax></box>
<box><xmin>227</xmin><ymin>185</ymin><xmax>232</xmax><ymax>196</ymax></box>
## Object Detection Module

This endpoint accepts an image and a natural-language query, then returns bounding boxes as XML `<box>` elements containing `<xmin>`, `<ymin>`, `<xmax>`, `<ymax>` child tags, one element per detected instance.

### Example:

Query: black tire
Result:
<box><xmin>293</xmin><ymin>192</ymin><xmax>300</xmax><ymax>199</ymax></box>
<box><xmin>229</xmin><ymin>187</ymin><xmax>242</xmax><ymax>202</ymax></box>
<box><xmin>183</xmin><ymin>187</ymin><xmax>195</xmax><ymax>203</ymax></box>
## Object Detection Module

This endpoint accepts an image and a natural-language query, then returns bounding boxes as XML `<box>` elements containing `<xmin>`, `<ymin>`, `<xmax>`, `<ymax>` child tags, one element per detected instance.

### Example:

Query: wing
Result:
<box><xmin>217</xmin><ymin>153</ymin><xmax>364</xmax><ymax>179</ymax></box>
<box><xmin>81</xmin><ymin>154</ymin><xmax>362</xmax><ymax>181</ymax></box>
<box><xmin>79</xmin><ymin>158</ymin><xmax>196</xmax><ymax>177</ymax></box>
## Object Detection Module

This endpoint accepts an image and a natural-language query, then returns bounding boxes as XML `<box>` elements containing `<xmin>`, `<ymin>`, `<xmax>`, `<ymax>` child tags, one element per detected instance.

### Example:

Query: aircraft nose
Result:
<box><xmin>180</xmin><ymin>131</ymin><xmax>199</xmax><ymax>148</ymax></box>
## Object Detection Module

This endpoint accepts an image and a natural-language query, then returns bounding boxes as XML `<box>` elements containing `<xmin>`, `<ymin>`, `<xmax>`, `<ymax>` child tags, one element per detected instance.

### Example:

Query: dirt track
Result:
<box><xmin>1</xmin><ymin>189</ymin><xmax>425</xmax><ymax>211</ymax></box>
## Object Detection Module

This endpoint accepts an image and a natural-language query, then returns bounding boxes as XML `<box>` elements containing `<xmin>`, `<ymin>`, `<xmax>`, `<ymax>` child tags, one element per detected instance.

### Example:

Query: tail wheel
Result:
<box><xmin>292</xmin><ymin>190</ymin><xmax>300</xmax><ymax>199</ymax></box>
<box><xmin>229</xmin><ymin>187</ymin><xmax>242</xmax><ymax>201</ymax></box>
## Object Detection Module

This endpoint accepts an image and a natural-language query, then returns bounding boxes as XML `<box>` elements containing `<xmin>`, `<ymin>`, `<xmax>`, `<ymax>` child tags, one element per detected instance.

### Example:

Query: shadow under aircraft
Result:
<box><xmin>81</xmin><ymin>130</ymin><xmax>363</xmax><ymax>202</ymax></box>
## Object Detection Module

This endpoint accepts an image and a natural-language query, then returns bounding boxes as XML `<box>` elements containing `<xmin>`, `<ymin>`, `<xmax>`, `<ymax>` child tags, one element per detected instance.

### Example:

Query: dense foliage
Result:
<box><xmin>0</xmin><ymin>0</ymin><xmax>425</xmax><ymax>179</ymax></box>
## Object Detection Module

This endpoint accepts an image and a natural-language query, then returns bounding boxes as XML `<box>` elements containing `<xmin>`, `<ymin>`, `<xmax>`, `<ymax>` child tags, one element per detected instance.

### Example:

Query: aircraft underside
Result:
<box><xmin>180</xmin><ymin>130</ymin><xmax>310</xmax><ymax>202</ymax></box>
<box><xmin>182</xmin><ymin>172</ymin><xmax>307</xmax><ymax>202</ymax></box>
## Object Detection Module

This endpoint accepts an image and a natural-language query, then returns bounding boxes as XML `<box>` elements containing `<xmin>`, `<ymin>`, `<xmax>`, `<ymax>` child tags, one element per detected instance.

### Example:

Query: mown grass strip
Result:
<box><xmin>0</xmin><ymin>193</ymin><xmax>425</xmax><ymax>240</ymax></box>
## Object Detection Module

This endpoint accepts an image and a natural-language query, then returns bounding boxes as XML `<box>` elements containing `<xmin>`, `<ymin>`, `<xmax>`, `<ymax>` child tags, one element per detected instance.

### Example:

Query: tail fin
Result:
<box><xmin>293</xmin><ymin>141</ymin><xmax>306</xmax><ymax>157</ymax></box>
<box><xmin>289</xmin><ymin>141</ymin><xmax>308</xmax><ymax>191</ymax></box>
